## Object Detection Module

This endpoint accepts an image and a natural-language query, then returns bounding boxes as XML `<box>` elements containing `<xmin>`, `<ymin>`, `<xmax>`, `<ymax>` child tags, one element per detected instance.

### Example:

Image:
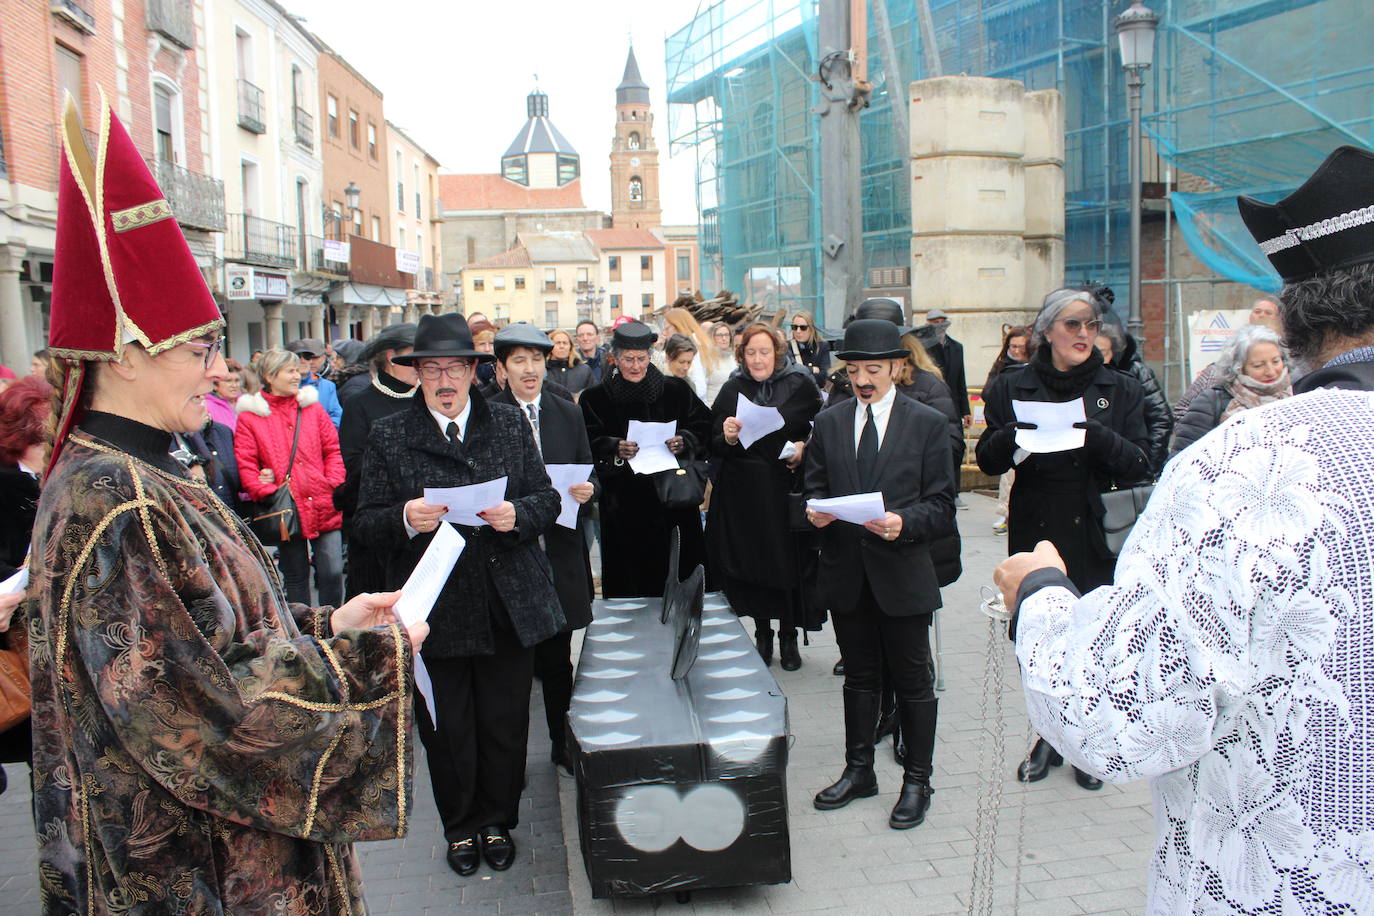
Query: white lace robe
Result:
<box><xmin>1016</xmin><ymin>388</ymin><xmax>1374</xmax><ymax>915</ymax></box>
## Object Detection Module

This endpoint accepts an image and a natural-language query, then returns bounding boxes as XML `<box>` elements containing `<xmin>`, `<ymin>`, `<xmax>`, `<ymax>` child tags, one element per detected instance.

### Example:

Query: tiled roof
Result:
<box><xmin>585</xmin><ymin>228</ymin><xmax>665</xmax><ymax>251</ymax></box>
<box><xmin>439</xmin><ymin>173</ymin><xmax>586</xmax><ymax>211</ymax></box>
<box><xmin>522</xmin><ymin>233</ymin><xmax>599</xmax><ymax>263</ymax></box>
<box><xmin>465</xmin><ymin>246</ymin><xmax>533</xmax><ymax>270</ymax></box>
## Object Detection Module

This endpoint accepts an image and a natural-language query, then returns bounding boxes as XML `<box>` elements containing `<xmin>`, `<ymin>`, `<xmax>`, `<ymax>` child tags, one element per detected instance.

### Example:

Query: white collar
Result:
<box><xmin>513</xmin><ymin>391</ymin><xmax>541</xmax><ymax>414</ymax></box>
<box><xmin>18</xmin><ymin>460</ymin><xmax>38</xmax><ymax>478</ymax></box>
<box><xmin>428</xmin><ymin>399</ymin><xmax>471</xmax><ymax>440</ymax></box>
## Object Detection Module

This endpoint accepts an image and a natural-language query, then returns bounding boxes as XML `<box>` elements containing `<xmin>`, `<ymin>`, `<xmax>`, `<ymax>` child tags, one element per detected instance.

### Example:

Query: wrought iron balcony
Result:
<box><xmin>51</xmin><ymin>0</ymin><xmax>96</xmax><ymax>34</ymax></box>
<box><xmin>237</xmin><ymin>79</ymin><xmax>265</xmax><ymax>134</ymax></box>
<box><xmin>297</xmin><ymin>234</ymin><xmax>348</xmax><ymax>276</ymax></box>
<box><xmin>146</xmin><ymin>158</ymin><xmax>225</xmax><ymax>232</ymax></box>
<box><xmin>225</xmin><ymin>213</ymin><xmax>295</xmax><ymax>269</ymax></box>
<box><xmin>293</xmin><ymin>107</ymin><xmax>314</xmax><ymax>150</ymax></box>
<box><xmin>145</xmin><ymin>0</ymin><xmax>192</xmax><ymax>48</ymax></box>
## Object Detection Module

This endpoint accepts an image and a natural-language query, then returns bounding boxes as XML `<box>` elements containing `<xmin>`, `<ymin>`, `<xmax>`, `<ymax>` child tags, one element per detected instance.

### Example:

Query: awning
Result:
<box><xmin>337</xmin><ymin>283</ymin><xmax>407</xmax><ymax>307</ymax></box>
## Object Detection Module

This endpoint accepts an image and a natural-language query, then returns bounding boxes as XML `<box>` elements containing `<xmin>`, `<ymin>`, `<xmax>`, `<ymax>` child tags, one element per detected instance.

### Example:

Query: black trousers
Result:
<box><xmin>416</xmin><ymin>626</ymin><xmax>534</xmax><ymax>842</ymax></box>
<box><xmin>534</xmin><ymin>630</ymin><xmax>574</xmax><ymax>749</ymax></box>
<box><xmin>832</xmin><ymin>578</ymin><xmax>936</xmax><ymax>702</ymax></box>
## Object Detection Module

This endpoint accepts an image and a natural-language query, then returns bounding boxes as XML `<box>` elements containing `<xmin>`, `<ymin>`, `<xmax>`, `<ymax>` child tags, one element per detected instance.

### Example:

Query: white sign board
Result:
<box><xmin>395</xmin><ymin>249</ymin><xmax>422</xmax><ymax>275</ymax></box>
<box><xmin>1187</xmin><ymin>309</ymin><xmax>1250</xmax><ymax>381</ymax></box>
<box><xmin>323</xmin><ymin>239</ymin><xmax>351</xmax><ymax>264</ymax></box>
<box><xmin>225</xmin><ymin>264</ymin><xmax>254</xmax><ymax>300</ymax></box>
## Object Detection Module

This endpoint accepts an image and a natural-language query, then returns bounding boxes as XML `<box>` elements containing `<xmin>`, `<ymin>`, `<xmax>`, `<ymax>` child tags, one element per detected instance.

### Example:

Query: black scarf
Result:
<box><xmin>1031</xmin><ymin>345</ymin><xmax>1103</xmax><ymax>397</ymax></box>
<box><xmin>604</xmin><ymin>362</ymin><xmax>666</xmax><ymax>404</ymax></box>
<box><xmin>733</xmin><ymin>361</ymin><xmax>811</xmax><ymax>407</ymax></box>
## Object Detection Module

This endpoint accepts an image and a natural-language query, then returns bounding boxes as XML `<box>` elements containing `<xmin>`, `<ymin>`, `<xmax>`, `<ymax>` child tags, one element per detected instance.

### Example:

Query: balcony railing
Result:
<box><xmin>297</xmin><ymin>234</ymin><xmax>348</xmax><ymax>276</ymax></box>
<box><xmin>146</xmin><ymin>158</ymin><xmax>225</xmax><ymax>232</ymax></box>
<box><xmin>237</xmin><ymin>79</ymin><xmax>265</xmax><ymax>134</ymax></box>
<box><xmin>293</xmin><ymin>106</ymin><xmax>313</xmax><ymax>150</ymax></box>
<box><xmin>225</xmin><ymin>213</ymin><xmax>295</xmax><ymax>269</ymax></box>
<box><xmin>51</xmin><ymin>0</ymin><xmax>96</xmax><ymax>34</ymax></box>
<box><xmin>145</xmin><ymin>0</ymin><xmax>192</xmax><ymax>48</ymax></box>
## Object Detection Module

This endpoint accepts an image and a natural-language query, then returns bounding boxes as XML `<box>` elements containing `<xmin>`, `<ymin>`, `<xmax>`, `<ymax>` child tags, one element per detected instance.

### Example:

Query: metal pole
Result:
<box><xmin>1126</xmin><ymin>65</ymin><xmax>1145</xmax><ymax>343</ymax></box>
<box><xmin>818</xmin><ymin>0</ymin><xmax>869</xmax><ymax>330</ymax></box>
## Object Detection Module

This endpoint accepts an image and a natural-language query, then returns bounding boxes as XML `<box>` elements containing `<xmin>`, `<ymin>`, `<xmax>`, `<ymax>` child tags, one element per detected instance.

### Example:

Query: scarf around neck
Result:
<box><xmin>604</xmin><ymin>362</ymin><xmax>666</xmax><ymax>404</ymax></box>
<box><xmin>1222</xmin><ymin>367</ymin><xmax>1292</xmax><ymax>422</ymax></box>
<box><xmin>1031</xmin><ymin>344</ymin><xmax>1104</xmax><ymax>397</ymax></box>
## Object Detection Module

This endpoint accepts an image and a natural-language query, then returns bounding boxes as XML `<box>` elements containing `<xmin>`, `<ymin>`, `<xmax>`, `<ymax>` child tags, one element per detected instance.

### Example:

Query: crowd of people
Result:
<box><xmin>5</xmin><ymin>101</ymin><xmax>1368</xmax><ymax>916</ymax></box>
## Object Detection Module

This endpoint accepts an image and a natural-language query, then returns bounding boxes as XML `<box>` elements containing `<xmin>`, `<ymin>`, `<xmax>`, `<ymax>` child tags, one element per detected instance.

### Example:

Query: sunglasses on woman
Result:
<box><xmin>791</xmin><ymin>324</ymin><xmax>810</xmax><ymax>331</ymax></box>
<box><xmin>1057</xmin><ymin>317</ymin><xmax>1103</xmax><ymax>335</ymax></box>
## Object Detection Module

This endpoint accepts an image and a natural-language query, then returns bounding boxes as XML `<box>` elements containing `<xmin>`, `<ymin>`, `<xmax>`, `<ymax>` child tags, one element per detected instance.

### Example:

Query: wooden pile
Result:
<box><xmin>656</xmin><ymin>291</ymin><xmax>784</xmax><ymax>328</ymax></box>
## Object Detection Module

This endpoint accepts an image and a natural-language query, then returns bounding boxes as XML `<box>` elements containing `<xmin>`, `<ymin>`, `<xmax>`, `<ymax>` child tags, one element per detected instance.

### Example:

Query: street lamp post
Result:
<box><xmin>1115</xmin><ymin>1</ymin><xmax>1159</xmax><ymax>344</ymax></box>
<box><xmin>322</xmin><ymin>181</ymin><xmax>362</xmax><ymax>242</ymax></box>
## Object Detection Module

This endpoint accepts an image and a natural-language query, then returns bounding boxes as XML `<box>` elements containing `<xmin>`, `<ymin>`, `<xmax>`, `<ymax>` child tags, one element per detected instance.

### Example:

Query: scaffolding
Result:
<box><xmin>666</xmin><ymin>0</ymin><xmax>1374</xmax><ymax>373</ymax></box>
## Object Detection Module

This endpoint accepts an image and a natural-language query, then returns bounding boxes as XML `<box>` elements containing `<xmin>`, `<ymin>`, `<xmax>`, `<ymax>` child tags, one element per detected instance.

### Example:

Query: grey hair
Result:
<box><xmin>1032</xmin><ymin>288</ymin><xmax>1099</xmax><ymax>342</ymax></box>
<box><xmin>1279</xmin><ymin>262</ymin><xmax>1374</xmax><ymax>363</ymax></box>
<box><xmin>1096</xmin><ymin>321</ymin><xmax>1126</xmax><ymax>356</ymax></box>
<box><xmin>1217</xmin><ymin>324</ymin><xmax>1287</xmax><ymax>383</ymax></box>
<box><xmin>257</xmin><ymin>348</ymin><xmax>300</xmax><ymax>385</ymax></box>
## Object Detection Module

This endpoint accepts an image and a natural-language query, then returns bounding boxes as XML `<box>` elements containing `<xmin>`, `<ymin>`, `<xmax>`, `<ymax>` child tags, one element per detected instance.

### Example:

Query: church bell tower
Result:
<box><xmin>609</xmin><ymin>46</ymin><xmax>662</xmax><ymax>230</ymax></box>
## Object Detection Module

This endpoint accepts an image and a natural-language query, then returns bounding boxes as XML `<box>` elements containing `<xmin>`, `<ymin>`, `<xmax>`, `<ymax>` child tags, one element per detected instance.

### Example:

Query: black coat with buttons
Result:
<box><xmin>354</xmin><ymin>389</ymin><xmax>564</xmax><ymax>658</ymax></box>
<box><xmin>976</xmin><ymin>362</ymin><xmax>1151</xmax><ymax>592</ymax></box>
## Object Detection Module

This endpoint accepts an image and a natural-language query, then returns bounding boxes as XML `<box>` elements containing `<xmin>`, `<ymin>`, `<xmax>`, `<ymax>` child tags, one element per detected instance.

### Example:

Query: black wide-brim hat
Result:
<box><xmin>834</xmin><ymin>318</ymin><xmax>909</xmax><ymax>361</ymax></box>
<box><xmin>391</xmin><ymin>313</ymin><xmax>494</xmax><ymax>364</ymax></box>
<box><xmin>1238</xmin><ymin>145</ymin><xmax>1374</xmax><ymax>284</ymax></box>
<box><xmin>847</xmin><ymin>297</ymin><xmax>914</xmax><ymax>336</ymax></box>
<box><xmin>358</xmin><ymin>322</ymin><xmax>417</xmax><ymax>364</ymax></box>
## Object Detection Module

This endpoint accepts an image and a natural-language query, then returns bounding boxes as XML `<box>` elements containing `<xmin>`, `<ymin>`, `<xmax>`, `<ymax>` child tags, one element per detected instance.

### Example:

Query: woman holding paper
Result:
<box><xmin>976</xmin><ymin>286</ymin><xmax>1150</xmax><ymax>787</ymax></box>
<box><xmin>707</xmin><ymin>323</ymin><xmax>822</xmax><ymax>670</ymax></box>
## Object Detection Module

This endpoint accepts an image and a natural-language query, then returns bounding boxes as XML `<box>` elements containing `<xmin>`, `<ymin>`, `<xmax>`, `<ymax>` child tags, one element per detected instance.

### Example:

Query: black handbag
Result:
<box><xmin>243</xmin><ymin>406</ymin><xmax>302</xmax><ymax>545</ymax></box>
<box><xmin>1099</xmin><ymin>484</ymin><xmax>1154</xmax><ymax>556</ymax></box>
<box><xmin>652</xmin><ymin>458</ymin><xmax>708</xmax><ymax>510</ymax></box>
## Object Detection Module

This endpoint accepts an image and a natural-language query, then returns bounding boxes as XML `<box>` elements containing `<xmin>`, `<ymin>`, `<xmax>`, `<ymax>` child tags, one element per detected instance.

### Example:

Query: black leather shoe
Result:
<box><xmin>480</xmin><ymin>826</ymin><xmax>516</xmax><ymax>871</ymax></box>
<box><xmin>755</xmin><ymin>628</ymin><xmax>774</xmax><ymax>666</ymax></box>
<box><xmin>889</xmin><ymin>778</ymin><xmax>934</xmax><ymax>830</ymax></box>
<box><xmin>832</xmin><ymin>658</ymin><xmax>845</xmax><ymax>676</ymax></box>
<box><xmin>779</xmin><ymin>630</ymin><xmax>801</xmax><ymax>671</ymax></box>
<box><xmin>446</xmin><ymin>835</ymin><xmax>481</xmax><ymax>876</ymax></box>
<box><xmin>814</xmin><ymin>686</ymin><xmax>881</xmax><ymax>810</ymax></box>
<box><xmin>1016</xmin><ymin>738</ymin><xmax>1063</xmax><ymax>783</ymax></box>
<box><xmin>814</xmin><ymin>766</ymin><xmax>879</xmax><ymax>810</ymax></box>
<box><xmin>1074</xmin><ymin>767</ymin><xmax>1103</xmax><ymax>791</ymax></box>
<box><xmin>551</xmin><ymin>745</ymin><xmax>574</xmax><ymax>778</ymax></box>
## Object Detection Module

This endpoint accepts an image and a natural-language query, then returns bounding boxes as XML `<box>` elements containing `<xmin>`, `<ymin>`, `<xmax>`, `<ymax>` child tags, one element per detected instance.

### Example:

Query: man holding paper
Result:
<box><xmin>580</xmin><ymin>320</ymin><xmax>711</xmax><ymax>598</ymax></box>
<box><xmin>491</xmin><ymin>323</ymin><xmax>596</xmax><ymax>777</ymax></box>
<box><xmin>804</xmin><ymin>319</ymin><xmax>956</xmax><ymax>832</ymax></box>
<box><xmin>355</xmin><ymin>313</ymin><xmax>564</xmax><ymax>877</ymax></box>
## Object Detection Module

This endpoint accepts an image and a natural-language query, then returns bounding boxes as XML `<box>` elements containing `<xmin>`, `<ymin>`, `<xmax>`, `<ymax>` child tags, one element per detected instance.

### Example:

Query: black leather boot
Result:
<box><xmin>1016</xmin><ymin>737</ymin><xmax>1063</xmax><ymax>782</ymax></box>
<box><xmin>755</xmin><ymin>624</ymin><xmax>774</xmax><ymax>666</ymax></box>
<box><xmin>1074</xmin><ymin>767</ymin><xmax>1103</xmax><ymax>790</ymax></box>
<box><xmin>892</xmin><ymin>721</ymin><xmax>905</xmax><ymax>765</ymax></box>
<box><xmin>779</xmin><ymin>628</ymin><xmax>801</xmax><ymax>671</ymax></box>
<box><xmin>814</xmin><ymin>686</ymin><xmax>880</xmax><ymax>810</ymax></box>
<box><xmin>889</xmin><ymin>699</ymin><xmax>937</xmax><ymax>830</ymax></box>
<box><xmin>874</xmin><ymin>684</ymin><xmax>898</xmax><ymax>744</ymax></box>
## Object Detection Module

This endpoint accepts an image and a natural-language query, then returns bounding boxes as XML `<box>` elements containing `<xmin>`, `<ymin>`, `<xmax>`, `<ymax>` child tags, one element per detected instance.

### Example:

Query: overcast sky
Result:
<box><xmin>286</xmin><ymin>0</ymin><xmax>706</xmax><ymax>225</ymax></box>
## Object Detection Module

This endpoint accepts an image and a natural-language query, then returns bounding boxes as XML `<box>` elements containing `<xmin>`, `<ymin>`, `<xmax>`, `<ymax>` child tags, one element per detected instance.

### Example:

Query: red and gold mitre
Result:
<box><xmin>48</xmin><ymin>91</ymin><xmax>223</xmax><ymax>475</ymax></box>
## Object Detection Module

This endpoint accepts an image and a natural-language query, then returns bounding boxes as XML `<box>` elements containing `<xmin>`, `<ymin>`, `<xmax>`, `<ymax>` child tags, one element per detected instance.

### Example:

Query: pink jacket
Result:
<box><xmin>205</xmin><ymin>393</ymin><xmax>238</xmax><ymax>432</ymax></box>
<box><xmin>233</xmin><ymin>387</ymin><xmax>345</xmax><ymax>539</ymax></box>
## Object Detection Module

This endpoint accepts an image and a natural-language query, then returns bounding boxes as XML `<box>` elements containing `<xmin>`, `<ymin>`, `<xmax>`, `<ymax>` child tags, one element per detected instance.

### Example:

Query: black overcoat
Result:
<box><xmin>354</xmin><ymin>389</ymin><xmax>564</xmax><ymax>657</ymax></box>
<box><xmin>1169</xmin><ymin>385</ymin><xmax>1230</xmax><ymax>461</ymax></box>
<box><xmin>705</xmin><ymin>369</ymin><xmax>822</xmax><ymax>618</ymax></box>
<box><xmin>976</xmin><ymin>362</ymin><xmax>1151</xmax><ymax>592</ymax></box>
<box><xmin>579</xmin><ymin>370</ymin><xmax>711</xmax><ymax>598</ymax></box>
<box><xmin>804</xmin><ymin>392</ymin><xmax>957</xmax><ymax>617</ymax></box>
<box><xmin>0</xmin><ymin>464</ymin><xmax>38</xmax><ymax>579</ymax></box>
<box><xmin>927</xmin><ymin>335</ymin><xmax>970</xmax><ymax>418</ymax></box>
<box><xmin>1112</xmin><ymin>334</ymin><xmax>1174</xmax><ymax>476</ymax></box>
<box><xmin>492</xmin><ymin>387</ymin><xmax>597</xmax><ymax>630</ymax></box>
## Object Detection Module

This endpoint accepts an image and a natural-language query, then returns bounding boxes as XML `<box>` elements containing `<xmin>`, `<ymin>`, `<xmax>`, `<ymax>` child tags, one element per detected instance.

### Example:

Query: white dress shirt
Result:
<box><xmin>405</xmin><ymin>399</ymin><xmax>474</xmax><ymax>538</ymax></box>
<box><xmin>852</xmin><ymin>383</ymin><xmax>898</xmax><ymax>454</ymax></box>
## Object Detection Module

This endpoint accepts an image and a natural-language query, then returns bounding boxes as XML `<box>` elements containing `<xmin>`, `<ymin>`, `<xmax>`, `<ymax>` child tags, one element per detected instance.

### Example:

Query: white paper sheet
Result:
<box><xmin>735</xmin><ymin>394</ymin><xmax>786</xmax><ymax>449</ymax></box>
<box><xmin>545</xmin><ymin>463</ymin><xmax>594</xmax><ymax>530</ymax></box>
<box><xmin>806</xmin><ymin>492</ymin><xmax>887</xmax><ymax>525</ymax></box>
<box><xmin>391</xmin><ymin>522</ymin><xmax>465</xmax><ymax>728</ymax></box>
<box><xmin>625</xmin><ymin>420</ymin><xmax>679</xmax><ymax>475</ymax></box>
<box><xmin>1012</xmin><ymin>398</ymin><xmax>1087</xmax><ymax>453</ymax></box>
<box><xmin>424</xmin><ymin>477</ymin><xmax>508</xmax><ymax>526</ymax></box>
<box><xmin>0</xmin><ymin>567</ymin><xmax>28</xmax><ymax>595</ymax></box>
<box><xmin>413</xmin><ymin>654</ymin><xmax>438</xmax><ymax>728</ymax></box>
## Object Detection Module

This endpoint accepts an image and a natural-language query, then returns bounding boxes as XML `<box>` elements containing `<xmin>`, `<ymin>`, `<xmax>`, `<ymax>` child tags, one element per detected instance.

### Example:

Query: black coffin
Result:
<box><xmin>568</xmin><ymin>591</ymin><xmax>791</xmax><ymax>898</ymax></box>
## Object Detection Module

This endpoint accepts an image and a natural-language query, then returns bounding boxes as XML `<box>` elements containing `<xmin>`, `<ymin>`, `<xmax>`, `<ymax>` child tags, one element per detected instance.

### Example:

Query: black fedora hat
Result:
<box><xmin>835</xmin><ymin>318</ymin><xmax>909</xmax><ymax>361</ymax></box>
<box><xmin>848</xmin><ymin>297</ymin><xmax>914</xmax><ymax>336</ymax></box>
<box><xmin>358</xmin><ymin>322</ymin><xmax>417</xmax><ymax>364</ymax></box>
<box><xmin>392</xmin><ymin>313</ymin><xmax>493</xmax><ymax>364</ymax></box>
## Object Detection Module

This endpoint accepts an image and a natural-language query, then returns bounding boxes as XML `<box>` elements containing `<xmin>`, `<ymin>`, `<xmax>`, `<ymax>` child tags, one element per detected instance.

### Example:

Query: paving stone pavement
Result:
<box><xmin>0</xmin><ymin>492</ymin><xmax>1155</xmax><ymax>914</ymax></box>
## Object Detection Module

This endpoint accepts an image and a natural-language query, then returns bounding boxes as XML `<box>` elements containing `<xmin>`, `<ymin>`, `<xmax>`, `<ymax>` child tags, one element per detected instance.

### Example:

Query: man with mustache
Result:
<box><xmin>805</xmin><ymin>319</ymin><xmax>956</xmax><ymax>832</ymax></box>
<box><xmin>355</xmin><ymin>313</ymin><xmax>563</xmax><ymax>878</ymax></box>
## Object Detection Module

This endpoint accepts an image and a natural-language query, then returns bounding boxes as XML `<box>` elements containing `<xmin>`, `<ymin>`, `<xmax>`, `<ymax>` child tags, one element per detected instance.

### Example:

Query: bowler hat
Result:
<box><xmin>849</xmin><ymin>298</ymin><xmax>913</xmax><ymax>336</ymax></box>
<box><xmin>358</xmin><ymin>322</ymin><xmax>417</xmax><ymax>364</ymax></box>
<box><xmin>834</xmin><ymin>319</ymin><xmax>909</xmax><ymax>361</ymax></box>
<box><xmin>611</xmin><ymin>320</ymin><xmax>658</xmax><ymax>351</ymax></box>
<box><xmin>494</xmin><ymin>322</ymin><xmax>553</xmax><ymax>359</ymax></box>
<box><xmin>392</xmin><ymin>313</ymin><xmax>493</xmax><ymax>364</ymax></box>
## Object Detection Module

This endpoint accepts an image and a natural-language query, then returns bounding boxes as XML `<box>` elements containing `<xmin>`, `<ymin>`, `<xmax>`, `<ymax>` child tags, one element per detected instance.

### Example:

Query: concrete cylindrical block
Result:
<box><xmin>912</xmin><ymin>157</ymin><xmax>1026</xmax><ymax>235</ymax></box>
<box><xmin>1023</xmin><ymin>237</ymin><xmax>1066</xmax><ymax>309</ymax></box>
<box><xmin>1024</xmin><ymin>162</ymin><xmax>1065</xmax><ymax>239</ymax></box>
<box><xmin>1022</xmin><ymin>90</ymin><xmax>1065</xmax><ymax>165</ymax></box>
<box><xmin>911</xmin><ymin>234</ymin><xmax>1025</xmax><ymax>313</ymax></box>
<box><xmin>909</xmin><ymin>76</ymin><xmax>1026</xmax><ymax>160</ymax></box>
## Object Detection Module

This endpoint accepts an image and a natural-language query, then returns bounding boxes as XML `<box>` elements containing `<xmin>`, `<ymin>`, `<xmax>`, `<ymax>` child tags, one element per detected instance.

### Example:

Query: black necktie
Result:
<box><xmin>446</xmin><ymin>421</ymin><xmax>460</xmax><ymax>443</ymax></box>
<box><xmin>525</xmin><ymin>403</ymin><xmax>542</xmax><ymax>456</ymax></box>
<box><xmin>857</xmin><ymin>404</ymin><xmax>878</xmax><ymax>488</ymax></box>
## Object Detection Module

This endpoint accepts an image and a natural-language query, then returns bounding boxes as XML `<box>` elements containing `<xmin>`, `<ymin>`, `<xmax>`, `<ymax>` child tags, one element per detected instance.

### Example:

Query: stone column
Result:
<box><xmin>0</xmin><ymin>240</ymin><xmax>30</xmax><ymax>373</ymax></box>
<box><xmin>262</xmin><ymin>302</ymin><xmax>285</xmax><ymax>350</ymax></box>
<box><xmin>360</xmin><ymin>306</ymin><xmax>376</xmax><ymax>340</ymax></box>
<box><xmin>310</xmin><ymin>304</ymin><xmax>327</xmax><ymax>342</ymax></box>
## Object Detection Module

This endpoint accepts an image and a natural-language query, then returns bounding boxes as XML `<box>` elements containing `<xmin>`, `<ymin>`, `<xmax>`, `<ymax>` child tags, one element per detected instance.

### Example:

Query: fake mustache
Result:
<box><xmin>855</xmin><ymin>384</ymin><xmax>877</xmax><ymax>396</ymax></box>
<box><xmin>436</xmin><ymin>387</ymin><xmax>458</xmax><ymax>398</ymax></box>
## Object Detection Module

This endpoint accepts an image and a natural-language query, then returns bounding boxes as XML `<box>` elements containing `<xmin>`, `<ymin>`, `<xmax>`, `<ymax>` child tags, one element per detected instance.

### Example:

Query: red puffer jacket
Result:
<box><xmin>234</xmin><ymin>386</ymin><xmax>345</xmax><ymax>539</ymax></box>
